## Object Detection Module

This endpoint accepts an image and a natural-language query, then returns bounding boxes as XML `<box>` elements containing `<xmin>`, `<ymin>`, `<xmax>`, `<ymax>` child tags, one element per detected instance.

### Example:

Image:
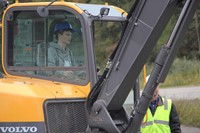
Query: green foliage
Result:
<box><xmin>94</xmin><ymin>21</ymin><xmax>123</xmax><ymax>69</ymax></box>
<box><xmin>163</xmin><ymin>58</ymin><xmax>200</xmax><ymax>87</ymax></box>
<box><xmin>174</xmin><ymin>99</ymin><xmax>200</xmax><ymax>128</ymax></box>
<box><xmin>139</xmin><ymin>58</ymin><xmax>200</xmax><ymax>89</ymax></box>
<box><xmin>178</xmin><ymin>16</ymin><xmax>200</xmax><ymax>60</ymax></box>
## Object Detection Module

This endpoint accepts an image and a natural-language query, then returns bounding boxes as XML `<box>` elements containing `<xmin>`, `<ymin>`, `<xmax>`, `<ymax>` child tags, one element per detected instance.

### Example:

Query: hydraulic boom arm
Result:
<box><xmin>86</xmin><ymin>0</ymin><xmax>199</xmax><ymax>132</ymax></box>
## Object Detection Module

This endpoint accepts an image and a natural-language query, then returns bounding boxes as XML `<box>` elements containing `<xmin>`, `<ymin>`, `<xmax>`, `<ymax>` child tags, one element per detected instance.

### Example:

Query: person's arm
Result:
<box><xmin>170</xmin><ymin>103</ymin><xmax>182</xmax><ymax>133</ymax></box>
<box><xmin>48</xmin><ymin>47</ymin><xmax>57</xmax><ymax>66</ymax></box>
<box><xmin>68</xmin><ymin>47</ymin><xmax>77</xmax><ymax>66</ymax></box>
<box><xmin>48</xmin><ymin>47</ymin><xmax>60</xmax><ymax>76</ymax></box>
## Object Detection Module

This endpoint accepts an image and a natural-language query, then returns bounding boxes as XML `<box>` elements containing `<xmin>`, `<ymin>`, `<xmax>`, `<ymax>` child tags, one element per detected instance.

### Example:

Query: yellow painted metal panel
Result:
<box><xmin>0</xmin><ymin>77</ymin><xmax>90</xmax><ymax>122</ymax></box>
<box><xmin>112</xmin><ymin>6</ymin><xmax>128</xmax><ymax>17</ymax></box>
<box><xmin>5</xmin><ymin>2</ymin><xmax>83</xmax><ymax>14</ymax></box>
<box><xmin>0</xmin><ymin>93</ymin><xmax>46</xmax><ymax>122</ymax></box>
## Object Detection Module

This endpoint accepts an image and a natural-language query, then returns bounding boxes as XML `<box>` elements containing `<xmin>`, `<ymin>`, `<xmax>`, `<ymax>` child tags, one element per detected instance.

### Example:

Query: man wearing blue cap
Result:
<box><xmin>48</xmin><ymin>21</ymin><xmax>76</xmax><ymax>77</ymax></box>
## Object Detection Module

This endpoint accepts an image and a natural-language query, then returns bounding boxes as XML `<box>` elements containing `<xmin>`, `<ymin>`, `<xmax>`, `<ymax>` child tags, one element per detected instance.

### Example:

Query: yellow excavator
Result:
<box><xmin>0</xmin><ymin>0</ymin><xmax>127</xmax><ymax>132</ymax></box>
<box><xmin>0</xmin><ymin>0</ymin><xmax>199</xmax><ymax>132</ymax></box>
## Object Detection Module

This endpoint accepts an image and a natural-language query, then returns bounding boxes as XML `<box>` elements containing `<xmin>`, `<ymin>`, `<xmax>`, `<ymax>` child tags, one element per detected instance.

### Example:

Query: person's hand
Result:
<box><xmin>62</xmin><ymin>71</ymin><xmax>85</xmax><ymax>83</ymax></box>
<box><xmin>63</xmin><ymin>71</ymin><xmax>74</xmax><ymax>77</ymax></box>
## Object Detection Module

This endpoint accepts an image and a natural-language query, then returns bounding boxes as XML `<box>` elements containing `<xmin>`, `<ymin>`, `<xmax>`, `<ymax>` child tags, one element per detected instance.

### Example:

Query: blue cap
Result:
<box><xmin>54</xmin><ymin>21</ymin><xmax>75</xmax><ymax>33</ymax></box>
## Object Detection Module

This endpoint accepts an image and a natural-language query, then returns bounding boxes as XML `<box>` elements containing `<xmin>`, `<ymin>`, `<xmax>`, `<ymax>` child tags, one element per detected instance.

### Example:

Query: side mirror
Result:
<box><xmin>37</xmin><ymin>0</ymin><xmax>58</xmax><ymax>18</ymax></box>
<box><xmin>100</xmin><ymin>7</ymin><xmax>110</xmax><ymax>17</ymax></box>
<box><xmin>37</xmin><ymin>6</ymin><xmax>49</xmax><ymax>18</ymax></box>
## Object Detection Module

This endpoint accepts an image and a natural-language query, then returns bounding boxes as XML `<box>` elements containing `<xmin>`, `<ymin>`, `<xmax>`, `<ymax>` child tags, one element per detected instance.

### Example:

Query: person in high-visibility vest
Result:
<box><xmin>141</xmin><ymin>75</ymin><xmax>181</xmax><ymax>133</ymax></box>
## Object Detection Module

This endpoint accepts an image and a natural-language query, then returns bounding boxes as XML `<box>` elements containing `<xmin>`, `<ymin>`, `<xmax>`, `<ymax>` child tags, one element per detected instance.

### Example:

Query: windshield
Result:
<box><xmin>5</xmin><ymin>9</ymin><xmax>86</xmax><ymax>84</ymax></box>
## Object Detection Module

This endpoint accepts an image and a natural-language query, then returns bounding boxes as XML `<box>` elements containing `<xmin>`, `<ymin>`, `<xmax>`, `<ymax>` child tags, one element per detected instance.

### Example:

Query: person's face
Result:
<box><xmin>58</xmin><ymin>31</ymin><xmax>73</xmax><ymax>45</ymax></box>
<box><xmin>151</xmin><ymin>86</ymin><xmax>159</xmax><ymax>102</ymax></box>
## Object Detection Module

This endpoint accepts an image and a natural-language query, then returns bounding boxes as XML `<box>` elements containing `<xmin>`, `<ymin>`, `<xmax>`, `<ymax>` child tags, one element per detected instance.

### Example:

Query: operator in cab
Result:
<box><xmin>48</xmin><ymin>21</ymin><xmax>76</xmax><ymax>77</ymax></box>
<box><xmin>140</xmin><ymin>75</ymin><xmax>181</xmax><ymax>133</ymax></box>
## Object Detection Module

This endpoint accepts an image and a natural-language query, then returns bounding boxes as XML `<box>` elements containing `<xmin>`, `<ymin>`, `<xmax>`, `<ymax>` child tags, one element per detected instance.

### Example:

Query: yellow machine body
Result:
<box><xmin>0</xmin><ymin>1</ymin><xmax>126</xmax><ymax>132</ymax></box>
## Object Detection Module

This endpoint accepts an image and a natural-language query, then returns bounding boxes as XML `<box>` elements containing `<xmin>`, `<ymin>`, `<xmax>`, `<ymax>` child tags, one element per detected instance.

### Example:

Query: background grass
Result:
<box><xmin>174</xmin><ymin>99</ymin><xmax>200</xmax><ymax>128</ymax></box>
<box><xmin>139</xmin><ymin>58</ymin><xmax>200</xmax><ymax>88</ymax></box>
<box><xmin>162</xmin><ymin>58</ymin><xmax>200</xmax><ymax>87</ymax></box>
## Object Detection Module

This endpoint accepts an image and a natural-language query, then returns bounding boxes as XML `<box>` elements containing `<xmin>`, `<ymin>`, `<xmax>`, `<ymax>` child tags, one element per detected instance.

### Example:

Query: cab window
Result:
<box><xmin>5</xmin><ymin>9</ymin><xmax>86</xmax><ymax>84</ymax></box>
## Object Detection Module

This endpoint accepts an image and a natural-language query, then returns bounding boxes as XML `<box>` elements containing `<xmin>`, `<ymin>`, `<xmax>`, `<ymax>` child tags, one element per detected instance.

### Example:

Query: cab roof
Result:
<box><xmin>75</xmin><ymin>3</ymin><xmax>127</xmax><ymax>17</ymax></box>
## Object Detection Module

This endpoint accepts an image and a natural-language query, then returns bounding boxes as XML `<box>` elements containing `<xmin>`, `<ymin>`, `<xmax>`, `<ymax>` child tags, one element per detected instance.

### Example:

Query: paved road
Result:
<box><xmin>124</xmin><ymin>86</ymin><xmax>200</xmax><ymax>104</ymax></box>
<box><xmin>181</xmin><ymin>125</ymin><xmax>200</xmax><ymax>133</ymax></box>
<box><xmin>159</xmin><ymin>86</ymin><xmax>200</xmax><ymax>100</ymax></box>
<box><xmin>124</xmin><ymin>86</ymin><xmax>200</xmax><ymax>133</ymax></box>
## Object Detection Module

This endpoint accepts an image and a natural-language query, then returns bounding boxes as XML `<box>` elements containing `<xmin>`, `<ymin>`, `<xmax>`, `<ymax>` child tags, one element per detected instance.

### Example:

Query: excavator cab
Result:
<box><xmin>2</xmin><ymin>1</ymin><xmax>127</xmax><ymax>84</ymax></box>
<box><xmin>5</xmin><ymin>5</ymin><xmax>86</xmax><ymax>83</ymax></box>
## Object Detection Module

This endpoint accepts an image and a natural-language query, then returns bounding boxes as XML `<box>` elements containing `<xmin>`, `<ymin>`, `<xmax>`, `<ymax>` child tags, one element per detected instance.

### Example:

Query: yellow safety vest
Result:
<box><xmin>141</xmin><ymin>98</ymin><xmax>172</xmax><ymax>133</ymax></box>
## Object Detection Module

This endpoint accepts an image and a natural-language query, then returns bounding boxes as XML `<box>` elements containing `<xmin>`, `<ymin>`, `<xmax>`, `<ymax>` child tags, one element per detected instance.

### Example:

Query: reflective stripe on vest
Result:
<box><xmin>141</xmin><ymin>98</ymin><xmax>172</xmax><ymax>133</ymax></box>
